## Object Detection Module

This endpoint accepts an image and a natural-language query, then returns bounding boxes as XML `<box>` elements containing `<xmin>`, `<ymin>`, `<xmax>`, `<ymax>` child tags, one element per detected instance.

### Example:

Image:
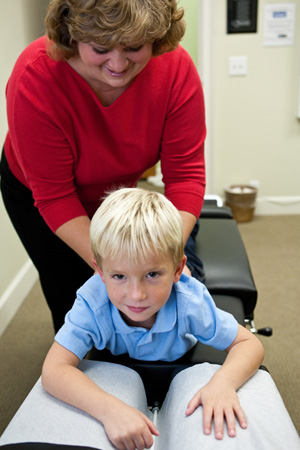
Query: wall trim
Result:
<box><xmin>198</xmin><ymin>0</ymin><xmax>214</xmax><ymax>194</ymax></box>
<box><xmin>0</xmin><ymin>259</ymin><xmax>38</xmax><ymax>337</ymax></box>
<box><xmin>255</xmin><ymin>196</ymin><xmax>300</xmax><ymax>215</ymax></box>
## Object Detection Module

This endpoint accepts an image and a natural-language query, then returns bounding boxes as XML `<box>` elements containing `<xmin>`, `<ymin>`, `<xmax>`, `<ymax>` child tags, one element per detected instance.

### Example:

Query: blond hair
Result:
<box><xmin>45</xmin><ymin>0</ymin><xmax>185</xmax><ymax>60</ymax></box>
<box><xmin>90</xmin><ymin>188</ymin><xmax>184</xmax><ymax>268</ymax></box>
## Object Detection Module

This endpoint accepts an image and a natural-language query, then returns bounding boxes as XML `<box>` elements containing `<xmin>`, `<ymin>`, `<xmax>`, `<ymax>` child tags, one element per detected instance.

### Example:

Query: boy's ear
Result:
<box><xmin>174</xmin><ymin>255</ymin><xmax>187</xmax><ymax>282</ymax></box>
<box><xmin>92</xmin><ymin>258</ymin><xmax>105</xmax><ymax>282</ymax></box>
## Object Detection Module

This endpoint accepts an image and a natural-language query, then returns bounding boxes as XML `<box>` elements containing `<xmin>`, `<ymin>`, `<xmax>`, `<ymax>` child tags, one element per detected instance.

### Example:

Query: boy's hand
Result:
<box><xmin>185</xmin><ymin>325</ymin><xmax>263</xmax><ymax>440</ymax></box>
<box><xmin>102</xmin><ymin>399</ymin><xmax>159</xmax><ymax>450</ymax></box>
<box><xmin>185</xmin><ymin>379</ymin><xmax>247</xmax><ymax>440</ymax></box>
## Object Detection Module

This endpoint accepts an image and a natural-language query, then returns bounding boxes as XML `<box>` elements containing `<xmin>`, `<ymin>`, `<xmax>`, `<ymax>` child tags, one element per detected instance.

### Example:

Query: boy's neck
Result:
<box><xmin>120</xmin><ymin>311</ymin><xmax>157</xmax><ymax>330</ymax></box>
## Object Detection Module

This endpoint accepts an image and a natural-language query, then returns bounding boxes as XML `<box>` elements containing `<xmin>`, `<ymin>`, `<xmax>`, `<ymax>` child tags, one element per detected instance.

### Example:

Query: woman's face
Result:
<box><xmin>73</xmin><ymin>41</ymin><xmax>153</xmax><ymax>93</ymax></box>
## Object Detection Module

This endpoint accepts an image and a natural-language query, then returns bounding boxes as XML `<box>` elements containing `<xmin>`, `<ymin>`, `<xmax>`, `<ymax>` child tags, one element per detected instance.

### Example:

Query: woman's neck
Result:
<box><xmin>66</xmin><ymin>57</ymin><xmax>130</xmax><ymax>106</ymax></box>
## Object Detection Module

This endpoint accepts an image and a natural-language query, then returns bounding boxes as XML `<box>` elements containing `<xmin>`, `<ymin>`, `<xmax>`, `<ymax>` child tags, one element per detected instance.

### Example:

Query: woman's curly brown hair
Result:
<box><xmin>45</xmin><ymin>0</ymin><xmax>185</xmax><ymax>60</ymax></box>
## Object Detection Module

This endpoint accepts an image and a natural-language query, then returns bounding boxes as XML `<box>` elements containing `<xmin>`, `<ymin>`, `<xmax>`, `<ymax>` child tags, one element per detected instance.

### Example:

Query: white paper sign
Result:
<box><xmin>264</xmin><ymin>3</ymin><xmax>296</xmax><ymax>46</ymax></box>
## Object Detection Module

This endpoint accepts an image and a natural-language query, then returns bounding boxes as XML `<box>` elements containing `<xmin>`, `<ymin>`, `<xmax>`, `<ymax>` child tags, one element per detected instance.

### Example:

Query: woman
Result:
<box><xmin>0</xmin><ymin>0</ymin><xmax>206</xmax><ymax>332</ymax></box>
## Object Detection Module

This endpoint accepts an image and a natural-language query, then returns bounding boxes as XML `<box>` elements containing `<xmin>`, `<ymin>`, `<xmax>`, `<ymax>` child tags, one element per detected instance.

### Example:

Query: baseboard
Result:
<box><xmin>255</xmin><ymin>196</ymin><xmax>300</xmax><ymax>215</ymax></box>
<box><xmin>0</xmin><ymin>259</ymin><xmax>38</xmax><ymax>337</ymax></box>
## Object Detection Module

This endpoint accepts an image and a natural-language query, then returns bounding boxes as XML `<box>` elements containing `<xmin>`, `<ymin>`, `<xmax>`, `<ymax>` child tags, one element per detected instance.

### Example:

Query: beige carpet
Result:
<box><xmin>0</xmin><ymin>214</ymin><xmax>299</xmax><ymax>437</ymax></box>
<box><xmin>237</xmin><ymin>214</ymin><xmax>300</xmax><ymax>434</ymax></box>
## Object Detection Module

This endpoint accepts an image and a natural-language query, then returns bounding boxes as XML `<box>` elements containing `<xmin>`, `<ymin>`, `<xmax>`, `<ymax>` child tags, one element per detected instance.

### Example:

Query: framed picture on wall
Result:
<box><xmin>227</xmin><ymin>0</ymin><xmax>258</xmax><ymax>34</ymax></box>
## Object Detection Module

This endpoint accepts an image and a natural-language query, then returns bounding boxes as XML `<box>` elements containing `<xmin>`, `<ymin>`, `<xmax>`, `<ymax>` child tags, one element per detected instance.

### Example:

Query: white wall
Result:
<box><xmin>0</xmin><ymin>0</ymin><xmax>49</xmax><ymax>335</ymax></box>
<box><xmin>209</xmin><ymin>0</ymin><xmax>300</xmax><ymax>214</ymax></box>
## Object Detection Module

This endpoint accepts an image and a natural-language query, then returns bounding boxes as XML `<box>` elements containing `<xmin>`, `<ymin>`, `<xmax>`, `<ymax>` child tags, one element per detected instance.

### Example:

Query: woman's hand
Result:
<box><xmin>55</xmin><ymin>216</ymin><xmax>94</xmax><ymax>268</ymax></box>
<box><xmin>102</xmin><ymin>399</ymin><xmax>159</xmax><ymax>450</ymax></box>
<box><xmin>185</xmin><ymin>378</ymin><xmax>247</xmax><ymax>439</ymax></box>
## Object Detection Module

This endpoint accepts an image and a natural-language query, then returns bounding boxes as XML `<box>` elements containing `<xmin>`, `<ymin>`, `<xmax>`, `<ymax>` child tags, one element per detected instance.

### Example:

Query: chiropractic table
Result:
<box><xmin>1</xmin><ymin>203</ymin><xmax>299</xmax><ymax>449</ymax></box>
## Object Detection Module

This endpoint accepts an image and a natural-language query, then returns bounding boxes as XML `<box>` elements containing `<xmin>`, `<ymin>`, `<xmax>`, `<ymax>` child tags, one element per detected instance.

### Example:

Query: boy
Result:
<box><xmin>42</xmin><ymin>188</ymin><xmax>264</xmax><ymax>450</ymax></box>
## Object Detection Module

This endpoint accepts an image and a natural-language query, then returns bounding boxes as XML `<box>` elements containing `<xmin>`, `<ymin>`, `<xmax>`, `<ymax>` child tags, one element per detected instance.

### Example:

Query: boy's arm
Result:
<box><xmin>185</xmin><ymin>324</ymin><xmax>264</xmax><ymax>439</ymax></box>
<box><xmin>42</xmin><ymin>342</ymin><xmax>159</xmax><ymax>450</ymax></box>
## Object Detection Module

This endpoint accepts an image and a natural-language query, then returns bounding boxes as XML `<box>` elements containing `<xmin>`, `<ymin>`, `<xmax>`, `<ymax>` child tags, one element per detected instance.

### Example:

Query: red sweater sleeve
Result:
<box><xmin>159</xmin><ymin>48</ymin><xmax>206</xmax><ymax>217</ymax></box>
<box><xmin>5</xmin><ymin>38</ymin><xmax>87</xmax><ymax>231</ymax></box>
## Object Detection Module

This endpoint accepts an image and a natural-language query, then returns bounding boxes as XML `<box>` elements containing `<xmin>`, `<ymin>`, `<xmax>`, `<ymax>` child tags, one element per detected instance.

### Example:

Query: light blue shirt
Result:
<box><xmin>55</xmin><ymin>274</ymin><xmax>238</xmax><ymax>361</ymax></box>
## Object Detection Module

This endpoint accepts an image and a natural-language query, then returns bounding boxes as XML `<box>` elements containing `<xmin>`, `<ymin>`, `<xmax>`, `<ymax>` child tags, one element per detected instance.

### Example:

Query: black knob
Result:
<box><xmin>257</xmin><ymin>327</ymin><xmax>273</xmax><ymax>337</ymax></box>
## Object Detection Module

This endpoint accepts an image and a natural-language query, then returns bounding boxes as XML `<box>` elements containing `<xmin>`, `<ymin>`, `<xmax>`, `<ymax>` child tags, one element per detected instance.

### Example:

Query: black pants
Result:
<box><xmin>0</xmin><ymin>150</ymin><xmax>94</xmax><ymax>332</ymax></box>
<box><xmin>1</xmin><ymin>150</ymin><xmax>204</xmax><ymax>333</ymax></box>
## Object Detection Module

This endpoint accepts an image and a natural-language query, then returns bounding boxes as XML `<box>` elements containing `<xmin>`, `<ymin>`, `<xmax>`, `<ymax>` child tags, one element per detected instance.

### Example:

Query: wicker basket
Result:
<box><xmin>224</xmin><ymin>185</ymin><xmax>257</xmax><ymax>223</ymax></box>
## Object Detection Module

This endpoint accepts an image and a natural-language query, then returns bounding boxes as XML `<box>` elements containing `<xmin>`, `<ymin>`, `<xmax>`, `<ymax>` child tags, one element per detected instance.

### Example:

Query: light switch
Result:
<box><xmin>229</xmin><ymin>56</ymin><xmax>248</xmax><ymax>76</ymax></box>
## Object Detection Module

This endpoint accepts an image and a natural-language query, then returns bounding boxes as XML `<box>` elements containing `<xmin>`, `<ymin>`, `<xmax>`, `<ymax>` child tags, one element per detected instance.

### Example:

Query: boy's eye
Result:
<box><xmin>147</xmin><ymin>272</ymin><xmax>159</xmax><ymax>279</ymax></box>
<box><xmin>113</xmin><ymin>274</ymin><xmax>125</xmax><ymax>280</ymax></box>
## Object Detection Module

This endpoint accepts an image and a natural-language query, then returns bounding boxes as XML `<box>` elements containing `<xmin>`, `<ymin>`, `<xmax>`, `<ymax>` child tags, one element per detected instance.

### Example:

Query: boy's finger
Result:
<box><xmin>212</xmin><ymin>408</ymin><xmax>224</xmax><ymax>439</ymax></box>
<box><xmin>185</xmin><ymin>393</ymin><xmax>201</xmax><ymax>415</ymax></box>
<box><xmin>145</xmin><ymin>417</ymin><xmax>160</xmax><ymax>436</ymax></box>
<box><xmin>122</xmin><ymin>430</ymin><xmax>151</xmax><ymax>450</ymax></box>
<box><xmin>224</xmin><ymin>409</ymin><xmax>237</xmax><ymax>437</ymax></box>
<box><xmin>234</xmin><ymin>405</ymin><xmax>247</xmax><ymax>430</ymax></box>
<box><xmin>202</xmin><ymin>404</ymin><xmax>213</xmax><ymax>436</ymax></box>
<box><xmin>140</xmin><ymin>432</ymin><xmax>154</xmax><ymax>450</ymax></box>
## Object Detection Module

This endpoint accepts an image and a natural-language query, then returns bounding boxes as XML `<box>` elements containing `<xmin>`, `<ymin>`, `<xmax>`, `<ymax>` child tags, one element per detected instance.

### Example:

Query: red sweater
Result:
<box><xmin>5</xmin><ymin>37</ymin><xmax>206</xmax><ymax>232</ymax></box>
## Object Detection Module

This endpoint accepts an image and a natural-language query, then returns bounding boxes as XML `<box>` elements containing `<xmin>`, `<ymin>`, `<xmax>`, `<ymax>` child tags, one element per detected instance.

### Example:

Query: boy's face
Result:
<box><xmin>94</xmin><ymin>252</ymin><xmax>186</xmax><ymax>329</ymax></box>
